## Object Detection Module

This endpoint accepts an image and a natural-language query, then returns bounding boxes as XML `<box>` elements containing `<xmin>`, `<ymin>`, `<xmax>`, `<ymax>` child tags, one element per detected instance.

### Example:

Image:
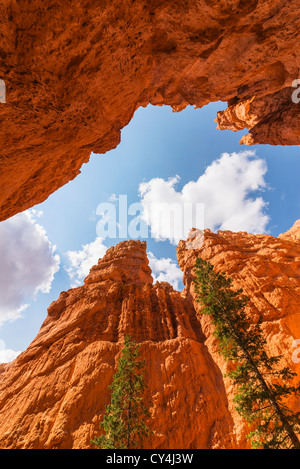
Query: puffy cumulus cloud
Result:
<box><xmin>139</xmin><ymin>151</ymin><xmax>270</xmax><ymax>244</ymax></box>
<box><xmin>0</xmin><ymin>339</ymin><xmax>20</xmax><ymax>364</ymax></box>
<box><xmin>65</xmin><ymin>237</ymin><xmax>108</xmax><ymax>287</ymax></box>
<box><xmin>148</xmin><ymin>252</ymin><xmax>183</xmax><ymax>291</ymax></box>
<box><xmin>0</xmin><ymin>210</ymin><xmax>60</xmax><ymax>326</ymax></box>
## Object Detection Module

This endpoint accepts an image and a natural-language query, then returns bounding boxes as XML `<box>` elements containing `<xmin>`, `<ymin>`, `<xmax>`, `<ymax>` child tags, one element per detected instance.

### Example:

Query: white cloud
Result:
<box><xmin>139</xmin><ymin>151</ymin><xmax>269</xmax><ymax>244</ymax></box>
<box><xmin>65</xmin><ymin>237</ymin><xmax>108</xmax><ymax>287</ymax></box>
<box><xmin>148</xmin><ymin>251</ymin><xmax>183</xmax><ymax>290</ymax></box>
<box><xmin>0</xmin><ymin>339</ymin><xmax>20</xmax><ymax>364</ymax></box>
<box><xmin>0</xmin><ymin>210</ymin><xmax>60</xmax><ymax>326</ymax></box>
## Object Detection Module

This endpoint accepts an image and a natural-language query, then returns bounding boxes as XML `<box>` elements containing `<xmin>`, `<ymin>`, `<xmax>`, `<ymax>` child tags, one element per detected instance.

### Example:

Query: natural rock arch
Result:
<box><xmin>0</xmin><ymin>0</ymin><xmax>299</xmax><ymax>221</ymax></box>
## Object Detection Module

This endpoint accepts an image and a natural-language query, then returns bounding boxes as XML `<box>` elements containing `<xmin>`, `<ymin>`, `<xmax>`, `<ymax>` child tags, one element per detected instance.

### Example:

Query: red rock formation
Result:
<box><xmin>279</xmin><ymin>220</ymin><xmax>300</xmax><ymax>243</ymax></box>
<box><xmin>0</xmin><ymin>0</ymin><xmax>299</xmax><ymax>221</ymax></box>
<box><xmin>0</xmin><ymin>240</ymin><xmax>236</xmax><ymax>449</ymax></box>
<box><xmin>0</xmin><ymin>223</ymin><xmax>299</xmax><ymax>449</ymax></box>
<box><xmin>177</xmin><ymin>222</ymin><xmax>300</xmax><ymax>445</ymax></box>
<box><xmin>216</xmin><ymin>88</ymin><xmax>300</xmax><ymax>146</ymax></box>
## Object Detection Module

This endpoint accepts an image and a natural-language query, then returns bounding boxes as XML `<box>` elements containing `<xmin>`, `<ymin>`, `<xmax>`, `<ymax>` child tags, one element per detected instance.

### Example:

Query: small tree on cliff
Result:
<box><xmin>91</xmin><ymin>335</ymin><xmax>150</xmax><ymax>449</ymax></box>
<box><xmin>194</xmin><ymin>258</ymin><xmax>300</xmax><ymax>449</ymax></box>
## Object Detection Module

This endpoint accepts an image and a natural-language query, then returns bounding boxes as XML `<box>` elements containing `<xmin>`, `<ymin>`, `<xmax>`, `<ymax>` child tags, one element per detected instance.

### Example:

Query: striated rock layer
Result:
<box><xmin>0</xmin><ymin>240</ymin><xmax>236</xmax><ymax>449</ymax></box>
<box><xmin>0</xmin><ymin>0</ymin><xmax>300</xmax><ymax>221</ymax></box>
<box><xmin>0</xmin><ymin>222</ymin><xmax>299</xmax><ymax>449</ymax></box>
<box><xmin>177</xmin><ymin>220</ymin><xmax>300</xmax><ymax>446</ymax></box>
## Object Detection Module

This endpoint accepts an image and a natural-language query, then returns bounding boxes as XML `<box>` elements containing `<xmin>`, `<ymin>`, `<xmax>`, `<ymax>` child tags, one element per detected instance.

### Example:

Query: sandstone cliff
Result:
<box><xmin>0</xmin><ymin>0</ymin><xmax>299</xmax><ymax>221</ymax></box>
<box><xmin>0</xmin><ymin>240</ymin><xmax>236</xmax><ymax>449</ymax></box>
<box><xmin>177</xmin><ymin>220</ymin><xmax>300</xmax><ymax>445</ymax></box>
<box><xmin>0</xmin><ymin>223</ymin><xmax>299</xmax><ymax>449</ymax></box>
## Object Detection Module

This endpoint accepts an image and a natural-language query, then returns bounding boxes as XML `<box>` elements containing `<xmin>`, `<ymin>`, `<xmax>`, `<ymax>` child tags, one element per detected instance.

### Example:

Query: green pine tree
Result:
<box><xmin>91</xmin><ymin>334</ymin><xmax>150</xmax><ymax>449</ymax></box>
<box><xmin>194</xmin><ymin>257</ymin><xmax>300</xmax><ymax>449</ymax></box>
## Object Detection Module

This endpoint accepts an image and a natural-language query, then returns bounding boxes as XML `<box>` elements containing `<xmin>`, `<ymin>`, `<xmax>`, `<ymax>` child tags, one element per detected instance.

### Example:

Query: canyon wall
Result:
<box><xmin>0</xmin><ymin>240</ymin><xmax>236</xmax><ymax>449</ymax></box>
<box><xmin>0</xmin><ymin>0</ymin><xmax>300</xmax><ymax>221</ymax></box>
<box><xmin>0</xmin><ymin>222</ymin><xmax>299</xmax><ymax>449</ymax></box>
<box><xmin>177</xmin><ymin>220</ymin><xmax>300</xmax><ymax>446</ymax></box>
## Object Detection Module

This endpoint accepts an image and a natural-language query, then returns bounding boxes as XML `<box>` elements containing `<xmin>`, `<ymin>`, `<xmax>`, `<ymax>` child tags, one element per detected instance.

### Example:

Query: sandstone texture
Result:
<box><xmin>0</xmin><ymin>223</ymin><xmax>299</xmax><ymax>449</ymax></box>
<box><xmin>0</xmin><ymin>240</ymin><xmax>236</xmax><ymax>449</ymax></box>
<box><xmin>177</xmin><ymin>222</ymin><xmax>300</xmax><ymax>445</ymax></box>
<box><xmin>0</xmin><ymin>0</ymin><xmax>300</xmax><ymax>221</ymax></box>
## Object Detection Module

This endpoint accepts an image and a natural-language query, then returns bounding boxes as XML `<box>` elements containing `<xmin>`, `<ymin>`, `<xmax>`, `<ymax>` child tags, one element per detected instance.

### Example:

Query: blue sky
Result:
<box><xmin>0</xmin><ymin>101</ymin><xmax>299</xmax><ymax>359</ymax></box>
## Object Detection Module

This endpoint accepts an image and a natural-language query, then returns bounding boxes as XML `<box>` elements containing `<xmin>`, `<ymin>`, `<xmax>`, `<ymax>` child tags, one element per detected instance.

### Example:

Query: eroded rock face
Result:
<box><xmin>177</xmin><ymin>222</ymin><xmax>300</xmax><ymax>445</ymax></box>
<box><xmin>0</xmin><ymin>224</ymin><xmax>299</xmax><ymax>449</ymax></box>
<box><xmin>216</xmin><ymin>88</ymin><xmax>300</xmax><ymax>146</ymax></box>
<box><xmin>0</xmin><ymin>240</ymin><xmax>235</xmax><ymax>449</ymax></box>
<box><xmin>0</xmin><ymin>0</ymin><xmax>299</xmax><ymax>221</ymax></box>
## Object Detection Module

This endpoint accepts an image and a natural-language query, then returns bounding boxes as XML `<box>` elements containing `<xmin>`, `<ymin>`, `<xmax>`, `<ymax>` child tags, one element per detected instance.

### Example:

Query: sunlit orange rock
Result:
<box><xmin>0</xmin><ymin>222</ymin><xmax>299</xmax><ymax>449</ymax></box>
<box><xmin>0</xmin><ymin>240</ymin><xmax>236</xmax><ymax>449</ymax></box>
<box><xmin>0</xmin><ymin>1</ymin><xmax>299</xmax><ymax>221</ymax></box>
<box><xmin>177</xmin><ymin>221</ymin><xmax>300</xmax><ymax>445</ymax></box>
